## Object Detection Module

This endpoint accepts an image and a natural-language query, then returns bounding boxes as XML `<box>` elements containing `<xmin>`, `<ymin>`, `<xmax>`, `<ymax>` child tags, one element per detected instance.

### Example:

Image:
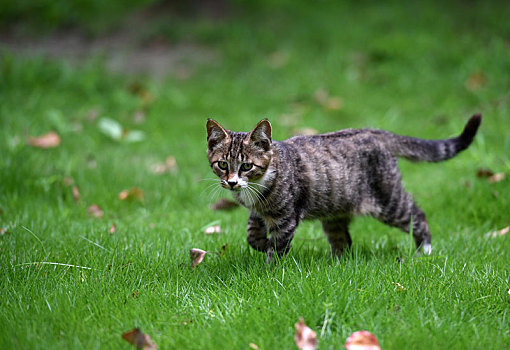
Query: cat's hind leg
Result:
<box><xmin>321</xmin><ymin>217</ymin><xmax>352</xmax><ymax>258</ymax></box>
<box><xmin>247</xmin><ymin>212</ymin><xmax>269</xmax><ymax>252</ymax></box>
<box><xmin>377</xmin><ymin>187</ymin><xmax>432</xmax><ymax>255</ymax></box>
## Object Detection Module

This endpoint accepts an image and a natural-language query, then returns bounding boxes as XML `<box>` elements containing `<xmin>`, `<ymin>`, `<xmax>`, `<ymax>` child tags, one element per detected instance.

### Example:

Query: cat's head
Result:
<box><xmin>206</xmin><ymin>119</ymin><xmax>273</xmax><ymax>191</ymax></box>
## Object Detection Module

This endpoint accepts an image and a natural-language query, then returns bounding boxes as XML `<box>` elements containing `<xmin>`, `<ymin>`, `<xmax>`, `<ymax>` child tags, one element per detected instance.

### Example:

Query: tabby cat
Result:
<box><xmin>206</xmin><ymin>115</ymin><xmax>481</xmax><ymax>262</ymax></box>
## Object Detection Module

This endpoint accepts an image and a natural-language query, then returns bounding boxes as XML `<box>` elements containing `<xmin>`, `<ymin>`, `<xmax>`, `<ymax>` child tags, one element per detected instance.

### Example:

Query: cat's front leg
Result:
<box><xmin>247</xmin><ymin>212</ymin><xmax>269</xmax><ymax>252</ymax></box>
<box><xmin>266</xmin><ymin>215</ymin><xmax>298</xmax><ymax>263</ymax></box>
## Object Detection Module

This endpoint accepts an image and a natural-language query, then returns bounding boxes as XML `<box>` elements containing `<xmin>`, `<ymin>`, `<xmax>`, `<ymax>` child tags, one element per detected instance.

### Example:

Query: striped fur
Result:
<box><xmin>206</xmin><ymin>115</ymin><xmax>481</xmax><ymax>262</ymax></box>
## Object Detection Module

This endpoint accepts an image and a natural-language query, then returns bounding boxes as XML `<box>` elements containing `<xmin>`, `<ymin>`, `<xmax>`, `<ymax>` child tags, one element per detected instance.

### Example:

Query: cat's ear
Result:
<box><xmin>206</xmin><ymin>119</ymin><xmax>230</xmax><ymax>150</ymax></box>
<box><xmin>247</xmin><ymin>119</ymin><xmax>272</xmax><ymax>151</ymax></box>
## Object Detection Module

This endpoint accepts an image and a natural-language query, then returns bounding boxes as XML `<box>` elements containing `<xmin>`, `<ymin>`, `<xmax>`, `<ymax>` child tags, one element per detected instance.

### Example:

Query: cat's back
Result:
<box><xmin>273</xmin><ymin>128</ymin><xmax>393</xmax><ymax>218</ymax></box>
<box><xmin>282</xmin><ymin>128</ymin><xmax>390</xmax><ymax>157</ymax></box>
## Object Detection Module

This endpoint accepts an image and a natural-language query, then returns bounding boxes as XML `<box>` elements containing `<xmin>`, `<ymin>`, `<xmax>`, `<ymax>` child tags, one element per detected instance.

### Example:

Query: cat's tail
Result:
<box><xmin>388</xmin><ymin>114</ymin><xmax>482</xmax><ymax>162</ymax></box>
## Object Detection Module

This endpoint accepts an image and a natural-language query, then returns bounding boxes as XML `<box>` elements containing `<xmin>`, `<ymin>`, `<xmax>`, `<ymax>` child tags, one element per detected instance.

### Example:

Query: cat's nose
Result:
<box><xmin>227</xmin><ymin>181</ymin><xmax>237</xmax><ymax>189</ymax></box>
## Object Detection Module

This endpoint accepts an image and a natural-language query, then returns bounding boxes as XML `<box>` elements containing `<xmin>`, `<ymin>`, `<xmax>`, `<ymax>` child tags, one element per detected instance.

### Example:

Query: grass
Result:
<box><xmin>1</xmin><ymin>1</ymin><xmax>510</xmax><ymax>348</ymax></box>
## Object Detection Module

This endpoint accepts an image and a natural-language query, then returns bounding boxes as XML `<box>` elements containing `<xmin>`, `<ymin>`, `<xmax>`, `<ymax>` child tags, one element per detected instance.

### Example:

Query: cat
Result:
<box><xmin>206</xmin><ymin>114</ymin><xmax>481</xmax><ymax>262</ymax></box>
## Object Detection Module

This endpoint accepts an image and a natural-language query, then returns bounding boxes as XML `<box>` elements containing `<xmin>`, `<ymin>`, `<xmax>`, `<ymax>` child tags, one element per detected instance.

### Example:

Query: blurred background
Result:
<box><xmin>1</xmin><ymin>0</ymin><xmax>509</xmax><ymax>230</ymax></box>
<box><xmin>1</xmin><ymin>2</ymin><xmax>509</xmax><ymax>348</ymax></box>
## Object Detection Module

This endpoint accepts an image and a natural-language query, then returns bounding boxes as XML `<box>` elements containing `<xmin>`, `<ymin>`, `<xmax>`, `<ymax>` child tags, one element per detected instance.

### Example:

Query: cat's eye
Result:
<box><xmin>240</xmin><ymin>163</ymin><xmax>253</xmax><ymax>171</ymax></box>
<box><xmin>217</xmin><ymin>161</ymin><xmax>228</xmax><ymax>170</ymax></box>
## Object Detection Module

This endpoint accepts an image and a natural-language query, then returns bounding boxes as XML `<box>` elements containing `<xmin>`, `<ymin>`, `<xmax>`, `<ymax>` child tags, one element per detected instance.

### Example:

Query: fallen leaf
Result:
<box><xmin>150</xmin><ymin>156</ymin><xmax>178</xmax><ymax>174</ymax></box>
<box><xmin>98</xmin><ymin>118</ymin><xmax>145</xmax><ymax>143</ymax></box>
<box><xmin>87</xmin><ymin>108</ymin><xmax>100</xmax><ymax>122</ymax></box>
<box><xmin>124</xmin><ymin>130</ymin><xmax>146</xmax><ymax>143</ymax></box>
<box><xmin>128</xmin><ymin>81</ymin><xmax>144</xmax><ymax>95</ymax></box>
<box><xmin>122</xmin><ymin>328</ymin><xmax>158</xmax><ymax>350</ymax></box>
<box><xmin>72</xmin><ymin>186</ymin><xmax>80</xmax><ymax>202</ymax></box>
<box><xmin>465</xmin><ymin>72</ymin><xmax>487</xmax><ymax>91</ymax></box>
<box><xmin>292</xmin><ymin>127</ymin><xmax>319</xmax><ymax>136</ymax></box>
<box><xmin>118</xmin><ymin>188</ymin><xmax>144</xmax><ymax>201</ymax></box>
<box><xmin>486</xmin><ymin>226</ymin><xmax>510</xmax><ymax>238</ymax></box>
<box><xmin>98</xmin><ymin>118</ymin><xmax>123</xmax><ymax>140</ymax></box>
<box><xmin>0</xmin><ymin>227</ymin><xmax>8</xmax><ymax>235</ymax></box>
<box><xmin>267</xmin><ymin>51</ymin><xmax>289</xmax><ymax>69</ymax></box>
<box><xmin>476</xmin><ymin>168</ymin><xmax>494</xmax><ymax>178</ymax></box>
<box><xmin>204</xmin><ymin>225</ymin><xmax>221</xmax><ymax>234</ymax></box>
<box><xmin>249</xmin><ymin>343</ymin><xmax>260</xmax><ymax>350</ymax></box>
<box><xmin>294</xmin><ymin>318</ymin><xmax>318</xmax><ymax>350</ymax></box>
<box><xmin>313</xmin><ymin>89</ymin><xmax>343</xmax><ymax>111</ymax></box>
<box><xmin>27</xmin><ymin>131</ymin><xmax>60</xmax><ymax>148</ymax></box>
<box><xmin>392</xmin><ymin>282</ymin><xmax>407</xmax><ymax>292</ymax></box>
<box><xmin>326</xmin><ymin>96</ymin><xmax>343</xmax><ymax>110</ymax></box>
<box><xmin>219</xmin><ymin>243</ymin><xmax>228</xmax><ymax>256</ymax></box>
<box><xmin>139</xmin><ymin>90</ymin><xmax>153</xmax><ymax>105</ymax></box>
<box><xmin>133</xmin><ymin>110</ymin><xmax>146</xmax><ymax>124</ymax></box>
<box><xmin>345</xmin><ymin>330</ymin><xmax>381</xmax><ymax>350</ymax></box>
<box><xmin>109</xmin><ymin>224</ymin><xmax>116</xmax><ymax>234</ymax></box>
<box><xmin>488</xmin><ymin>172</ymin><xmax>506</xmax><ymax>183</ymax></box>
<box><xmin>87</xmin><ymin>205</ymin><xmax>104</xmax><ymax>218</ymax></box>
<box><xmin>210</xmin><ymin>198</ymin><xmax>239</xmax><ymax>211</ymax></box>
<box><xmin>190</xmin><ymin>248</ymin><xmax>207</xmax><ymax>269</ymax></box>
<box><xmin>313</xmin><ymin>89</ymin><xmax>329</xmax><ymax>105</ymax></box>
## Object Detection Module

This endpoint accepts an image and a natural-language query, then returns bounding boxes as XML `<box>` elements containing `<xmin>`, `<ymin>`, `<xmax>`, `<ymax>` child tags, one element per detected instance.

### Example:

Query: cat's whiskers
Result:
<box><xmin>200</xmin><ymin>180</ymin><xmax>228</xmax><ymax>203</ymax></box>
<box><xmin>247</xmin><ymin>183</ymin><xmax>269</xmax><ymax>209</ymax></box>
<box><xmin>250</xmin><ymin>181</ymin><xmax>270</xmax><ymax>190</ymax></box>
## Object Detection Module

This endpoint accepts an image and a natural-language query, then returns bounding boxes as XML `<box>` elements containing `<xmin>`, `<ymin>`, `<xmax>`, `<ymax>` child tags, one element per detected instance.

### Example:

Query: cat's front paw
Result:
<box><xmin>247</xmin><ymin>236</ymin><xmax>269</xmax><ymax>252</ymax></box>
<box><xmin>266</xmin><ymin>247</ymin><xmax>289</xmax><ymax>264</ymax></box>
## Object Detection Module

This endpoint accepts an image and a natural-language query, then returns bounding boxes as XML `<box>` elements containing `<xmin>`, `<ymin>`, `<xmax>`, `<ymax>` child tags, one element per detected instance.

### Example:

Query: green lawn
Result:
<box><xmin>1</xmin><ymin>1</ymin><xmax>510</xmax><ymax>349</ymax></box>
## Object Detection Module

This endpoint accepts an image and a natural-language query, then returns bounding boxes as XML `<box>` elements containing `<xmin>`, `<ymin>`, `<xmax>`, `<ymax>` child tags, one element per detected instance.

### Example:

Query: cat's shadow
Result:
<box><xmin>215</xmin><ymin>243</ymin><xmax>413</xmax><ymax>272</ymax></box>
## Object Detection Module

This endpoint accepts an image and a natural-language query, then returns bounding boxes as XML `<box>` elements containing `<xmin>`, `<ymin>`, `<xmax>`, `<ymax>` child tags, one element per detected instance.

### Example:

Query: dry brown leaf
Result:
<box><xmin>292</xmin><ymin>127</ymin><xmax>319</xmax><ymax>136</ymax></box>
<box><xmin>219</xmin><ymin>243</ymin><xmax>228</xmax><ymax>256</ymax></box>
<box><xmin>267</xmin><ymin>51</ymin><xmax>289</xmax><ymax>69</ymax></box>
<box><xmin>87</xmin><ymin>205</ymin><xmax>104</xmax><ymax>218</ymax></box>
<box><xmin>63</xmin><ymin>176</ymin><xmax>74</xmax><ymax>186</ymax></box>
<box><xmin>87</xmin><ymin>108</ymin><xmax>100</xmax><ymax>122</ymax></box>
<box><xmin>27</xmin><ymin>131</ymin><xmax>60</xmax><ymax>148</ymax></box>
<box><xmin>488</xmin><ymin>172</ymin><xmax>506</xmax><ymax>183</ymax></box>
<box><xmin>476</xmin><ymin>168</ymin><xmax>494</xmax><ymax>178</ymax></box>
<box><xmin>204</xmin><ymin>225</ymin><xmax>221</xmax><ymax>234</ymax></box>
<box><xmin>249</xmin><ymin>343</ymin><xmax>260</xmax><ymax>350</ymax></box>
<box><xmin>313</xmin><ymin>89</ymin><xmax>329</xmax><ymax>105</ymax></box>
<box><xmin>190</xmin><ymin>248</ymin><xmax>207</xmax><ymax>269</ymax></box>
<box><xmin>294</xmin><ymin>317</ymin><xmax>318</xmax><ymax>350</ymax></box>
<box><xmin>109</xmin><ymin>224</ymin><xmax>116</xmax><ymax>234</ymax></box>
<box><xmin>118</xmin><ymin>187</ymin><xmax>144</xmax><ymax>201</ymax></box>
<box><xmin>465</xmin><ymin>72</ymin><xmax>487</xmax><ymax>91</ymax></box>
<box><xmin>475</xmin><ymin>168</ymin><xmax>505</xmax><ymax>184</ymax></box>
<box><xmin>392</xmin><ymin>282</ymin><xmax>407</xmax><ymax>292</ymax></box>
<box><xmin>345</xmin><ymin>330</ymin><xmax>381</xmax><ymax>350</ymax></box>
<box><xmin>72</xmin><ymin>186</ymin><xmax>80</xmax><ymax>202</ymax></box>
<box><xmin>326</xmin><ymin>96</ymin><xmax>343</xmax><ymax>110</ymax></box>
<box><xmin>486</xmin><ymin>226</ymin><xmax>510</xmax><ymax>238</ymax></box>
<box><xmin>133</xmin><ymin>110</ymin><xmax>146</xmax><ymax>124</ymax></box>
<box><xmin>313</xmin><ymin>89</ymin><xmax>343</xmax><ymax>111</ymax></box>
<box><xmin>122</xmin><ymin>328</ymin><xmax>158</xmax><ymax>350</ymax></box>
<box><xmin>210</xmin><ymin>198</ymin><xmax>240</xmax><ymax>211</ymax></box>
<box><xmin>150</xmin><ymin>156</ymin><xmax>178</xmax><ymax>174</ymax></box>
